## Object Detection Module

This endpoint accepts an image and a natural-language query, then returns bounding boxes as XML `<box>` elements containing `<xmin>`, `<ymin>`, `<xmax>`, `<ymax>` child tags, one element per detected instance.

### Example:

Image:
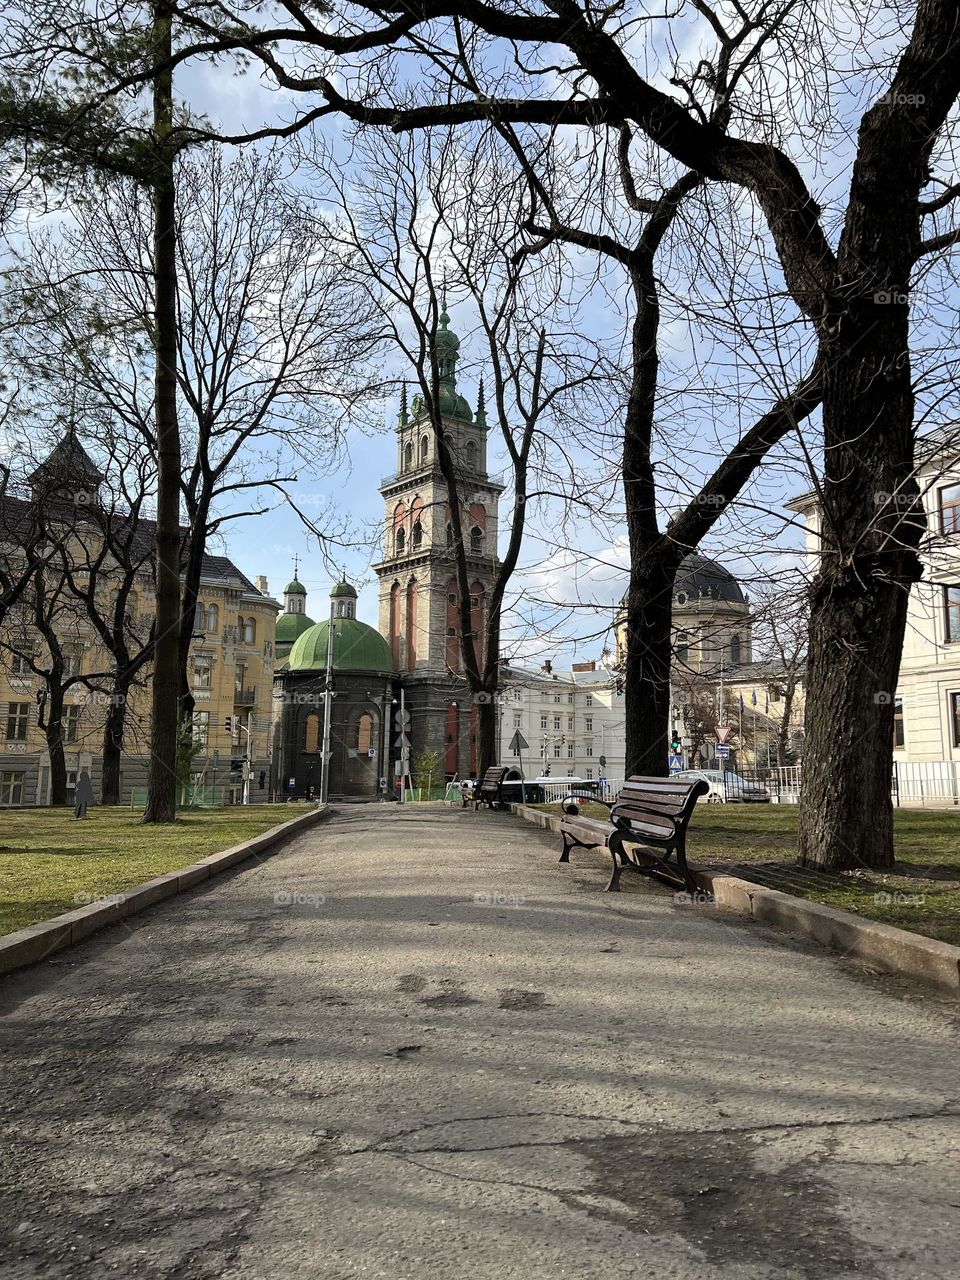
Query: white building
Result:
<box><xmin>788</xmin><ymin>429</ymin><xmax>960</xmax><ymax>764</ymax></box>
<box><xmin>497</xmin><ymin>660</ymin><xmax>625</xmax><ymax>781</ymax></box>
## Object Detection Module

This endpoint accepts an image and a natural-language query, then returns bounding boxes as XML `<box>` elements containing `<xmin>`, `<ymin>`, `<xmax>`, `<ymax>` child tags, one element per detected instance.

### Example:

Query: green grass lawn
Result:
<box><xmin>0</xmin><ymin>804</ymin><xmax>312</xmax><ymax>936</ymax></box>
<box><xmin>537</xmin><ymin>801</ymin><xmax>960</xmax><ymax>946</ymax></box>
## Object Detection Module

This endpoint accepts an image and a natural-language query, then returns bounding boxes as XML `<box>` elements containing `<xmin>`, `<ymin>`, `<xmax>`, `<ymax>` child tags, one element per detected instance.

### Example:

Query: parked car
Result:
<box><xmin>672</xmin><ymin>768</ymin><xmax>770</xmax><ymax>803</ymax></box>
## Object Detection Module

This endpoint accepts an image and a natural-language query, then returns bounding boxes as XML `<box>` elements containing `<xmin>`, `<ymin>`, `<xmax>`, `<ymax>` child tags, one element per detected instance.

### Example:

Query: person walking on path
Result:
<box><xmin>73</xmin><ymin>769</ymin><xmax>93</xmax><ymax>819</ymax></box>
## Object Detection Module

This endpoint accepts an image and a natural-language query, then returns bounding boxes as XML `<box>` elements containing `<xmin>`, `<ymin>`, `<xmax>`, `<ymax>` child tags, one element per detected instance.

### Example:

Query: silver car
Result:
<box><xmin>672</xmin><ymin>768</ymin><xmax>770</xmax><ymax>803</ymax></box>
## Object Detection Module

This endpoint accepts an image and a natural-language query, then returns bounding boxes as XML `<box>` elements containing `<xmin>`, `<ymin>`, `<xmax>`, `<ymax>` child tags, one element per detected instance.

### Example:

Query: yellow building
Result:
<box><xmin>0</xmin><ymin>436</ymin><xmax>280</xmax><ymax>806</ymax></box>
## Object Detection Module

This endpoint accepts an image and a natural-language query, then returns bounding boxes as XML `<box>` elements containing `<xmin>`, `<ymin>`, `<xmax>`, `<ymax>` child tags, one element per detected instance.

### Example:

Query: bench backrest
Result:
<box><xmin>611</xmin><ymin>775</ymin><xmax>709</xmax><ymax>840</ymax></box>
<box><xmin>479</xmin><ymin>766</ymin><xmax>509</xmax><ymax>790</ymax></box>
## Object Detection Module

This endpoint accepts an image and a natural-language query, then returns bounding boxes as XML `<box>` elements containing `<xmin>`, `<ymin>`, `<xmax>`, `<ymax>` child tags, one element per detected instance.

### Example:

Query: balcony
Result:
<box><xmin>234</xmin><ymin>687</ymin><xmax>256</xmax><ymax>707</ymax></box>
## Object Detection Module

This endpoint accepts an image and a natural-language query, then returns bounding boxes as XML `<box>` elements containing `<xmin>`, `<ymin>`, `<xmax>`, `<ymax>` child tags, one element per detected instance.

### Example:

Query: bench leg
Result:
<box><xmin>605</xmin><ymin>832</ymin><xmax>625</xmax><ymax>892</ymax></box>
<box><xmin>559</xmin><ymin>831</ymin><xmax>573</xmax><ymax>864</ymax></box>
<box><xmin>675</xmin><ymin>836</ymin><xmax>697</xmax><ymax>894</ymax></box>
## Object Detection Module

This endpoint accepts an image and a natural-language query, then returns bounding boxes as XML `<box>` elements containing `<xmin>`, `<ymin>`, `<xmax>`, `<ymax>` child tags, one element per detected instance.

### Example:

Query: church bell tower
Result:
<box><xmin>374</xmin><ymin>307</ymin><xmax>503</xmax><ymax>774</ymax></box>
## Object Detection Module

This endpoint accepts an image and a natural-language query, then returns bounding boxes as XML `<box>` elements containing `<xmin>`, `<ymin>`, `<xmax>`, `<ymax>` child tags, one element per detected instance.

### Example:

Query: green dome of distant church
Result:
<box><xmin>276</xmin><ymin>610</ymin><xmax>316</xmax><ymax>646</ymax></box>
<box><xmin>287</xmin><ymin>618</ymin><xmax>394</xmax><ymax>674</ymax></box>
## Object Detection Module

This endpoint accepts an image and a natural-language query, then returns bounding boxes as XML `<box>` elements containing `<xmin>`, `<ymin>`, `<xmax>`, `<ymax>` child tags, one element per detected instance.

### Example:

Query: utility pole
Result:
<box><xmin>242</xmin><ymin>710</ymin><xmax>252</xmax><ymax>804</ymax></box>
<box><xmin>319</xmin><ymin>620</ymin><xmax>335</xmax><ymax>803</ymax></box>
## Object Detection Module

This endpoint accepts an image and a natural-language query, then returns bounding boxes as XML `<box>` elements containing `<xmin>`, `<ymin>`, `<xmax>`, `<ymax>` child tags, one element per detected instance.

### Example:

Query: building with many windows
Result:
<box><xmin>0</xmin><ymin>436</ymin><xmax>280</xmax><ymax>806</ymax></box>
<box><xmin>788</xmin><ymin>430</ymin><xmax>960</xmax><ymax>764</ymax></box>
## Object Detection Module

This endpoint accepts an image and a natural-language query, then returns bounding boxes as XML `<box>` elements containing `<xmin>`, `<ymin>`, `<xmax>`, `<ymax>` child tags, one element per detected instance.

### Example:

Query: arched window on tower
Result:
<box><xmin>419</xmin><ymin>435</ymin><xmax>429</xmax><ymax>464</ymax></box>
<box><xmin>205</xmin><ymin>603</ymin><xmax>218</xmax><ymax>633</ymax></box>
<box><xmin>305</xmin><ymin>713</ymin><xmax>320</xmax><ymax>753</ymax></box>
<box><xmin>730</xmin><ymin>634</ymin><xmax>741</xmax><ymax>666</ymax></box>
<box><xmin>465</xmin><ymin>440</ymin><xmax>478</xmax><ymax>472</ymax></box>
<box><xmin>412</xmin><ymin>520</ymin><xmax>423</xmax><ymax>548</ymax></box>
<box><xmin>396</xmin><ymin>527</ymin><xmax>406</xmax><ymax>555</ymax></box>
<box><xmin>337</xmin><ymin>601</ymin><xmax>345</xmax><ymax>617</ymax></box>
<box><xmin>470</xmin><ymin>526</ymin><xmax>483</xmax><ymax>555</ymax></box>
<box><xmin>403</xmin><ymin>441</ymin><xmax>413</xmax><ymax>470</ymax></box>
<box><xmin>357</xmin><ymin>713</ymin><xmax>374</xmax><ymax>754</ymax></box>
<box><xmin>446</xmin><ymin>522</ymin><xmax>454</xmax><ymax>548</ymax></box>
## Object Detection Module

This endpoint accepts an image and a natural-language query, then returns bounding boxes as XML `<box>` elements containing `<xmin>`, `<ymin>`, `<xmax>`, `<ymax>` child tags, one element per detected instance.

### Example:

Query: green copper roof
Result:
<box><xmin>287</xmin><ymin>618</ymin><xmax>394</xmax><ymax>674</ymax></box>
<box><xmin>435</xmin><ymin>309</ymin><xmax>460</xmax><ymax>350</ymax></box>
<box><xmin>330</xmin><ymin>578</ymin><xmax>357</xmax><ymax>598</ymax></box>
<box><xmin>284</xmin><ymin>578</ymin><xmax>307</xmax><ymax>596</ymax></box>
<box><xmin>275</xmin><ymin>611</ymin><xmax>316</xmax><ymax>644</ymax></box>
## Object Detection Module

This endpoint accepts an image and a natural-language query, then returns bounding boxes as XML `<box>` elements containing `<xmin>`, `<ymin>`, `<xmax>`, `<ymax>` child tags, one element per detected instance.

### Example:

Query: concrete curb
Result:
<box><xmin>510</xmin><ymin>802</ymin><xmax>960</xmax><ymax>994</ymax></box>
<box><xmin>0</xmin><ymin>805</ymin><xmax>331</xmax><ymax>979</ymax></box>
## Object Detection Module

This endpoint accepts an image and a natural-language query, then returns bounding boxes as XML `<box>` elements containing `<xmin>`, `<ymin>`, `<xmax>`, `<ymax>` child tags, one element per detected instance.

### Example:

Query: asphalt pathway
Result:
<box><xmin>1</xmin><ymin>805</ymin><xmax>958</xmax><ymax>1279</ymax></box>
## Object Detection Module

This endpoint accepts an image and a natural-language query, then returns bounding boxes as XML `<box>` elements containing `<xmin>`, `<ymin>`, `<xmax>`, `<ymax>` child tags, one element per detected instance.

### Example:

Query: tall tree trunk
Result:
<box><xmin>100</xmin><ymin>680</ymin><xmax>131</xmax><ymax>805</ymax></box>
<box><xmin>143</xmin><ymin>2</ymin><xmax>181</xmax><ymax>823</ymax></box>
<box><xmin>476</xmin><ymin>697</ymin><xmax>497</xmax><ymax>778</ymax></box>
<box><xmin>41</xmin><ymin>686</ymin><xmax>67</xmax><ymax>806</ymax></box>
<box><xmin>623</xmin><ymin>558</ymin><xmax>678</xmax><ymax>776</ymax></box>
<box><xmin>797</xmin><ymin>79</ymin><xmax>935</xmax><ymax>868</ymax></box>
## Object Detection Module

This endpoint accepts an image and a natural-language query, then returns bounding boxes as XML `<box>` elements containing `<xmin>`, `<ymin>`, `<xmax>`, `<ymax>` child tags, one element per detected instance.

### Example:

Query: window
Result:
<box><xmin>412</xmin><ymin>520</ymin><xmax>423</xmax><ymax>547</ymax></box>
<box><xmin>940</xmin><ymin>482</ymin><xmax>960</xmax><ymax>534</ymax></box>
<box><xmin>447</xmin><ymin>626</ymin><xmax>457</xmax><ymax>637</ymax></box>
<box><xmin>448</xmin><ymin>592</ymin><xmax>457</xmax><ymax>605</ymax></box>
<box><xmin>6</xmin><ymin>702</ymin><xmax>28</xmax><ymax>740</ymax></box>
<box><xmin>64</xmin><ymin>705</ymin><xmax>81</xmax><ymax>745</ymax></box>
<box><xmin>305</xmin><ymin>713</ymin><xmax>320</xmax><ymax>753</ymax></box>
<box><xmin>567</xmin><ymin>716</ymin><xmax>574</xmax><ymax>732</ymax></box>
<box><xmin>540</xmin><ymin>714</ymin><xmax>548</xmax><ymax>729</ymax></box>
<box><xmin>358</xmin><ymin>713</ymin><xmax>374</xmax><ymax>753</ymax></box>
<box><xmin>951</xmin><ymin>693</ymin><xmax>960</xmax><ymax>748</ymax></box>
<box><xmin>514</xmin><ymin>715</ymin><xmax>522</xmax><ymax>729</ymax></box>
<box><xmin>396</xmin><ymin>527</ymin><xmax>406</xmax><ymax>554</ymax></box>
<box><xmin>192</xmin><ymin>710</ymin><xmax>210</xmax><ymax>750</ymax></box>
<box><xmin>585</xmin><ymin>717</ymin><xmax>593</xmax><ymax>731</ymax></box>
<box><xmin>205</xmin><ymin>603</ymin><xmax>219</xmax><ymax>633</ymax></box>
<box><xmin>0</xmin><ymin>772</ymin><xmax>24</xmax><ymax>805</ymax></box>
<box><xmin>11</xmin><ymin>652</ymin><xmax>31</xmax><ymax>675</ymax></box>
<box><xmin>730</xmin><ymin>635</ymin><xmax>741</xmax><ymax>665</ymax></box>
<box><xmin>63</xmin><ymin>649</ymin><xmax>82</xmax><ymax>678</ymax></box>
<box><xmin>554</xmin><ymin>716</ymin><xmax>561</xmax><ymax>731</ymax></box>
<box><xmin>586</xmin><ymin>695</ymin><xmax>593</xmax><ymax>707</ymax></box>
<box><xmin>945</xmin><ymin>587</ymin><xmax>960</xmax><ymax>642</ymax></box>
<box><xmin>586</xmin><ymin>743</ymin><xmax>593</xmax><ymax>757</ymax></box>
<box><xmin>470</xmin><ymin>526</ymin><xmax>483</xmax><ymax>555</ymax></box>
<box><xmin>244</xmin><ymin>617</ymin><xmax>256</xmax><ymax>645</ymax></box>
<box><xmin>567</xmin><ymin>743</ymin><xmax>575</xmax><ymax>759</ymax></box>
<box><xmin>585</xmin><ymin>768</ymin><xmax>593</xmax><ymax>780</ymax></box>
<box><xmin>568</xmin><ymin>693</ymin><xmax>574</xmax><ymax>704</ymax></box>
<box><xmin>194</xmin><ymin>600</ymin><xmax>205</xmax><ymax>629</ymax></box>
<box><xmin>470</xmin><ymin>595</ymin><xmax>479</xmax><ymax>608</ymax></box>
<box><xmin>554</xmin><ymin>694</ymin><xmax>561</xmax><ymax>704</ymax></box>
<box><xmin>419</xmin><ymin>435</ymin><xmax>429</xmax><ymax>464</ymax></box>
<box><xmin>403</xmin><ymin>441</ymin><xmax>413</xmax><ymax>470</ymax></box>
<box><xmin>513</xmin><ymin>690</ymin><xmax>522</xmax><ymax>703</ymax></box>
<box><xmin>193</xmin><ymin>657</ymin><xmax>213</xmax><ymax>689</ymax></box>
<box><xmin>894</xmin><ymin>697</ymin><xmax>904</xmax><ymax>749</ymax></box>
<box><xmin>466</xmin><ymin>440</ymin><xmax>478</xmax><ymax>471</ymax></box>
<box><xmin>553</xmin><ymin>743</ymin><xmax>561</xmax><ymax>758</ymax></box>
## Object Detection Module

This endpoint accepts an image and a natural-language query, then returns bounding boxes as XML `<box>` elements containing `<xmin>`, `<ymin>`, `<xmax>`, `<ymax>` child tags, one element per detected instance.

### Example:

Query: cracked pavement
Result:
<box><xmin>1</xmin><ymin>805</ymin><xmax>958</xmax><ymax>1279</ymax></box>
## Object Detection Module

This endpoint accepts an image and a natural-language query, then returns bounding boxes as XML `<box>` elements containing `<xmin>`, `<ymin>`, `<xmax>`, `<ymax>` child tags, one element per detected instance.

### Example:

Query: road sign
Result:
<box><xmin>668</xmin><ymin>753</ymin><xmax>683</xmax><ymax>773</ymax></box>
<box><xmin>367</xmin><ymin>747</ymin><xmax>376</xmax><ymax>758</ymax></box>
<box><xmin>715</xmin><ymin>724</ymin><xmax>732</xmax><ymax>743</ymax></box>
<box><xmin>508</xmin><ymin>730</ymin><xmax>529</xmax><ymax>754</ymax></box>
<box><xmin>715</xmin><ymin>743</ymin><xmax>731</xmax><ymax>759</ymax></box>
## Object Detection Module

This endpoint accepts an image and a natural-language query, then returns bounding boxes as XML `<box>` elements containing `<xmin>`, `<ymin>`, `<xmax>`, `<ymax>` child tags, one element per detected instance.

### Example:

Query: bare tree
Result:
<box><xmin>314</xmin><ymin>127</ymin><xmax>607</xmax><ymax>773</ymax></box>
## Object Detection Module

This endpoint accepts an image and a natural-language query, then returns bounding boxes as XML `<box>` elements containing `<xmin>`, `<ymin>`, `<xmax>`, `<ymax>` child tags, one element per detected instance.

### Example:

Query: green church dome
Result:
<box><xmin>287</xmin><ymin>618</ymin><xmax>394</xmax><ymax>674</ymax></box>
<box><xmin>284</xmin><ymin>578</ymin><xmax>307</xmax><ymax>596</ymax></box>
<box><xmin>435</xmin><ymin>309</ymin><xmax>460</xmax><ymax>350</ymax></box>
<box><xmin>330</xmin><ymin>578</ymin><xmax>358</xmax><ymax>599</ymax></box>
<box><xmin>276</xmin><ymin>610</ymin><xmax>316</xmax><ymax>645</ymax></box>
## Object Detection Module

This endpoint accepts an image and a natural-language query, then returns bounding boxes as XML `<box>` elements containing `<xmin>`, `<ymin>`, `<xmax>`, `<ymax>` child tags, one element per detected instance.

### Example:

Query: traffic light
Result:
<box><xmin>670</xmin><ymin>731</ymin><xmax>681</xmax><ymax>753</ymax></box>
<box><xmin>615</xmin><ymin>677</ymin><xmax>624</xmax><ymax>697</ymax></box>
<box><xmin>224</xmin><ymin>715</ymin><xmax>233</xmax><ymax>736</ymax></box>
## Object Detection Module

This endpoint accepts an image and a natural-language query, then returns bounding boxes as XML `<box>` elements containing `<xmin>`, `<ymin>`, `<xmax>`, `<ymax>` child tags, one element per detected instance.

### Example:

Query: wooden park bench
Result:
<box><xmin>559</xmin><ymin>774</ymin><xmax>709</xmax><ymax>893</ymax></box>
<box><xmin>476</xmin><ymin>766</ymin><xmax>510</xmax><ymax>810</ymax></box>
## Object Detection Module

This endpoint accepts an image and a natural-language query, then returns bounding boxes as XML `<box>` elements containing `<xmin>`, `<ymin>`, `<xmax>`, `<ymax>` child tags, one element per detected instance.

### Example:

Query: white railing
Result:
<box><xmin>892</xmin><ymin>760</ymin><xmax>960</xmax><ymax>805</ymax></box>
